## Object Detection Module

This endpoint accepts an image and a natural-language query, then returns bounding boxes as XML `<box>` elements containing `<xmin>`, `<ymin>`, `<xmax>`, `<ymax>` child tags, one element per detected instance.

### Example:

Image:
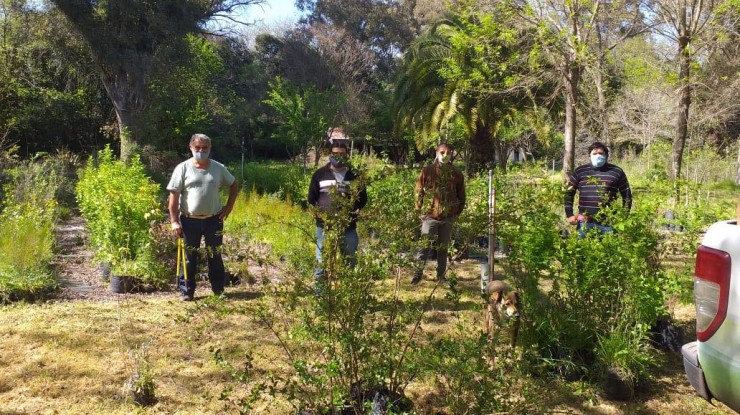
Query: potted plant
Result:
<box><xmin>76</xmin><ymin>146</ymin><xmax>165</xmax><ymax>292</ymax></box>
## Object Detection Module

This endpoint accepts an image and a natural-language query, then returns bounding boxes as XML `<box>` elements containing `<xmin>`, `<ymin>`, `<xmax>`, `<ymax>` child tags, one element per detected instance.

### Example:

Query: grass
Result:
<box><xmin>0</xmin><ymin>261</ymin><xmax>734</xmax><ymax>414</ymax></box>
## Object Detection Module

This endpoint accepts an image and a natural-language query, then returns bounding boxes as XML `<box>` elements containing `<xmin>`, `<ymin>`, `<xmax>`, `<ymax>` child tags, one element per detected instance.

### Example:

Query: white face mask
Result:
<box><xmin>437</xmin><ymin>153</ymin><xmax>451</xmax><ymax>164</ymax></box>
<box><xmin>192</xmin><ymin>151</ymin><xmax>209</xmax><ymax>161</ymax></box>
<box><xmin>590</xmin><ymin>153</ymin><xmax>606</xmax><ymax>168</ymax></box>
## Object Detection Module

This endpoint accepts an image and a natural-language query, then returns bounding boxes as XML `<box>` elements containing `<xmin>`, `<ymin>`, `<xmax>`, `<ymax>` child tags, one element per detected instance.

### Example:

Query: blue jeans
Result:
<box><xmin>179</xmin><ymin>215</ymin><xmax>225</xmax><ymax>296</ymax></box>
<box><xmin>577</xmin><ymin>221</ymin><xmax>613</xmax><ymax>239</ymax></box>
<box><xmin>314</xmin><ymin>226</ymin><xmax>359</xmax><ymax>277</ymax></box>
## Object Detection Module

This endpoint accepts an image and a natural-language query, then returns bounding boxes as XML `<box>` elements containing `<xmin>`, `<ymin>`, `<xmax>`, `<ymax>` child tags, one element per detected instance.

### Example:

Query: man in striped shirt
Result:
<box><xmin>564</xmin><ymin>142</ymin><xmax>632</xmax><ymax>235</ymax></box>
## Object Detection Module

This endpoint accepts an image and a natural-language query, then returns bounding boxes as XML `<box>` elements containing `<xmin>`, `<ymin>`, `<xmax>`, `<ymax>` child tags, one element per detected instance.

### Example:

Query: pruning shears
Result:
<box><xmin>176</xmin><ymin>237</ymin><xmax>188</xmax><ymax>282</ymax></box>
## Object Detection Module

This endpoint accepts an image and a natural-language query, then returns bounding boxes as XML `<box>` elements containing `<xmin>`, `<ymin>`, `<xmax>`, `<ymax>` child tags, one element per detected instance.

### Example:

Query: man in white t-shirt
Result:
<box><xmin>167</xmin><ymin>133</ymin><xmax>239</xmax><ymax>301</ymax></box>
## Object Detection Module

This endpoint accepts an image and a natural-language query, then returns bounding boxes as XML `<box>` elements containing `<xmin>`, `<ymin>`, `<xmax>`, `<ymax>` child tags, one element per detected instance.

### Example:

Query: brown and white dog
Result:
<box><xmin>484</xmin><ymin>280</ymin><xmax>521</xmax><ymax>346</ymax></box>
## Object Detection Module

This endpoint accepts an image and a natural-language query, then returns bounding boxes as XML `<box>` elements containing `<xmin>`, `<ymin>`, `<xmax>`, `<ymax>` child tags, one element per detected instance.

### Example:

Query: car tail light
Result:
<box><xmin>694</xmin><ymin>245</ymin><xmax>731</xmax><ymax>342</ymax></box>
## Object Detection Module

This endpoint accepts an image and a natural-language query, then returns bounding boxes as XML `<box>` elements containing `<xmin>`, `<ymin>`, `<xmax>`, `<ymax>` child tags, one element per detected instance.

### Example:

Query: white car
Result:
<box><xmin>683</xmin><ymin>220</ymin><xmax>740</xmax><ymax>412</ymax></box>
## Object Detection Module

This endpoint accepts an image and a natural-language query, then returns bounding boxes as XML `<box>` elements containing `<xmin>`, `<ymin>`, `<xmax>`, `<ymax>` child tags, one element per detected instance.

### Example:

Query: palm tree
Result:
<box><xmin>393</xmin><ymin>2</ymin><xmax>557</xmax><ymax>173</ymax></box>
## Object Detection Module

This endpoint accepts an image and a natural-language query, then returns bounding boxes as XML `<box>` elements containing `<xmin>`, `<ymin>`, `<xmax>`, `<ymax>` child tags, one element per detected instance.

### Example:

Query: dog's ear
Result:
<box><xmin>486</xmin><ymin>280</ymin><xmax>509</xmax><ymax>296</ymax></box>
<box><xmin>491</xmin><ymin>290</ymin><xmax>502</xmax><ymax>302</ymax></box>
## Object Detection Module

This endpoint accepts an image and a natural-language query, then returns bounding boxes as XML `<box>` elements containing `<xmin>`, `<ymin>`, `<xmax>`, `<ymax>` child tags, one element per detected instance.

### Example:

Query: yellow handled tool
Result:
<box><xmin>176</xmin><ymin>238</ymin><xmax>188</xmax><ymax>282</ymax></box>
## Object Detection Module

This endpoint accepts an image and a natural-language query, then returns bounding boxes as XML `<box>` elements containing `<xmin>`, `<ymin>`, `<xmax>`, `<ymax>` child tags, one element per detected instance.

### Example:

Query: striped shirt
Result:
<box><xmin>564</xmin><ymin>163</ymin><xmax>632</xmax><ymax>220</ymax></box>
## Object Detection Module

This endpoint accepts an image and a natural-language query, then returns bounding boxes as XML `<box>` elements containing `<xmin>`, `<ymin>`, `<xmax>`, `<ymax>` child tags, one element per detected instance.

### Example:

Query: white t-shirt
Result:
<box><xmin>167</xmin><ymin>159</ymin><xmax>235</xmax><ymax>217</ymax></box>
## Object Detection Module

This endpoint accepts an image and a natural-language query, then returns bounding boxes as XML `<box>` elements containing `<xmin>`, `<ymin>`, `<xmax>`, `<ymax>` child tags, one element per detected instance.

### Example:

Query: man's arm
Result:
<box><xmin>307</xmin><ymin>172</ymin><xmax>320</xmax><ymax>206</ymax></box>
<box><xmin>355</xmin><ymin>184</ymin><xmax>368</xmax><ymax>211</ymax></box>
<box><xmin>564</xmin><ymin>172</ymin><xmax>579</xmax><ymax>224</ymax></box>
<box><xmin>618</xmin><ymin>173</ymin><xmax>632</xmax><ymax>212</ymax></box>
<box><xmin>414</xmin><ymin>169</ymin><xmax>425</xmax><ymax>211</ymax></box>
<box><xmin>456</xmin><ymin>172</ymin><xmax>466</xmax><ymax>216</ymax></box>
<box><xmin>220</xmin><ymin>181</ymin><xmax>239</xmax><ymax>221</ymax></box>
<box><xmin>168</xmin><ymin>191</ymin><xmax>182</xmax><ymax>237</ymax></box>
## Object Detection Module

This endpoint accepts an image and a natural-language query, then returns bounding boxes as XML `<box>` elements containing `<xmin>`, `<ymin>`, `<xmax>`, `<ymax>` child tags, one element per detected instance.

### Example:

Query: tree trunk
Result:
<box><xmin>562</xmin><ymin>62</ymin><xmax>580</xmax><ymax>183</ymax></box>
<box><xmin>494</xmin><ymin>138</ymin><xmax>508</xmax><ymax>173</ymax></box>
<box><xmin>101</xmin><ymin>72</ymin><xmax>144</xmax><ymax>162</ymax></box>
<box><xmin>670</xmin><ymin>29</ymin><xmax>691</xmax><ymax>180</ymax></box>
<box><xmin>735</xmin><ymin>137</ymin><xmax>740</xmax><ymax>185</ymax></box>
<box><xmin>469</xmin><ymin>120</ymin><xmax>496</xmax><ymax>173</ymax></box>
<box><xmin>594</xmin><ymin>63</ymin><xmax>609</xmax><ymax>146</ymax></box>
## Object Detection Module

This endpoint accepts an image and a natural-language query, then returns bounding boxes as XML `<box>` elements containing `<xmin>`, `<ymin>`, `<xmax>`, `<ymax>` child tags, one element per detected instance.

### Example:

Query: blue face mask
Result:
<box><xmin>193</xmin><ymin>151</ymin><xmax>209</xmax><ymax>161</ymax></box>
<box><xmin>590</xmin><ymin>154</ymin><xmax>606</xmax><ymax>168</ymax></box>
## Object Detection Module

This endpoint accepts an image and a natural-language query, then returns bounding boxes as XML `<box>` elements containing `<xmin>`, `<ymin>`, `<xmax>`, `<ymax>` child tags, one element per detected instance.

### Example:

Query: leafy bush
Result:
<box><xmin>0</xmin><ymin>202</ymin><xmax>57</xmax><ymax>302</ymax></box>
<box><xmin>76</xmin><ymin>147</ymin><xmax>166</xmax><ymax>286</ymax></box>
<box><xmin>0</xmin><ymin>154</ymin><xmax>70</xmax><ymax>302</ymax></box>
<box><xmin>492</xmin><ymin>173</ymin><xmax>669</xmax><ymax>385</ymax></box>
<box><xmin>214</xmin><ymin>162</ymin><xmax>555</xmax><ymax>413</ymax></box>
<box><xmin>423</xmin><ymin>326</ymin><xmax>544</xmax><ymax>414</ymax></box>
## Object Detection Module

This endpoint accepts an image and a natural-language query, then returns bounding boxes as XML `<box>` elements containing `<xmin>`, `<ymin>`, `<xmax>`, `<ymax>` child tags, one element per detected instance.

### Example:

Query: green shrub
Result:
<box><xmin>76</xmin><ymin>147</ymin><xmax>166</xmax><ymax>286</ymax></box>
<box><xmin>0</xmin><ymin>154</ymin><xmax>69</xmax><ymax>302</ymax></box>
<box><xmin>0</xmin><ymin>202</ymin><xmax>57</xmax><ymax>302</ymax></box>
<box><xmin>595</xmin><ymin>320</ymin><xmax>657</xmax><ymax>398</ymax></box>
<box><xmin>423</xmin><ymin>326</ymin><xmax>544</xmax><ymax>414</ymax></box>
<box><xmin>468</xmin><ymin>168</ymin><xmax>674</xmax><ymax>387</ymax></box>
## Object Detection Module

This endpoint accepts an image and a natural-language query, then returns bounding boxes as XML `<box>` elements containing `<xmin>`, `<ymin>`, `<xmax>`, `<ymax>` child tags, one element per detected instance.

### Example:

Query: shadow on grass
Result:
<box><xmin>225</xmin><ymin>291</ymin><xmax>264</xmax><ymax>301</ymax></box>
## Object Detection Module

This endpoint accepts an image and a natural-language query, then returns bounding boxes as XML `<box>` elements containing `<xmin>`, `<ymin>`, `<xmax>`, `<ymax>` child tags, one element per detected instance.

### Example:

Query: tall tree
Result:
<box><xmin>394</xmin><ymin>2</ymin><xmax>557</xmax><ymax>172</ymax></box>
<box><xmin>584</xmin><ymin>0</ymin><xmax>649</xmax><ymax>146</ymax></box>
<box><xmin>648</xmin><ymin>0</ymin><xmax>727</xmax><ymax>179</ymax></box>
<box><xmin>263</xmin><ymin>77</ymin><xmax>342</xmax><ymax>169</ymax></box>
<box><xmin>50</xmin><ymin>0</ymin><xmax>259</xmax><ymax>160</ymax></box>
<box><xmin>0</xmin><ymin>0</ymin><xmax>111</xmax><ymax>156</ymax></box>
<box><xmin>296</xmin><ymin>0</ymin><xmax>418</xmax><ymax>76</ymax></box>
<box><xmin>523</xmin><ymin>0</ymin><xmax>602</xmax><ymax>180</ymax></box>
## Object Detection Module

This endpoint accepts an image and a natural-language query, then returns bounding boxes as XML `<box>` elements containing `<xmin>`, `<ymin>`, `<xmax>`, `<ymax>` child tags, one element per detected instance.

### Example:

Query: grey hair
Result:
<box><xmin>189</xmin><ymin>133</ymin><xmax>211</xmax><ymax>145</ymax></box>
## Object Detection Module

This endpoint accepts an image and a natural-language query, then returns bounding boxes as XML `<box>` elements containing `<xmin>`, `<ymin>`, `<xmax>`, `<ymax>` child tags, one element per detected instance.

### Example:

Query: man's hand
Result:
<box><xmin>219</xmin><ymin>206</ymin><xmax>233</xmax><ymax>221</ymax></box>
<box><xmin>567</xmin><ymin>215</ymin><xmax>578</xmax><ymax>225</ymax></box>
<box><xmin>171</xmin><ymin>222</ymin><xmax>183</xmax><ymax>237</ymax></box>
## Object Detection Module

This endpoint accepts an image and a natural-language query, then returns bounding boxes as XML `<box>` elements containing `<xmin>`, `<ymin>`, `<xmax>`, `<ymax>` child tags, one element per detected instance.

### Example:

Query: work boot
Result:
<box><xmin>411</xmin><ymin>270</ymin><xmax>423</xmax><ymax>285</ymax></box>
<box><xmin>180</xmin><ymin>292</ymin><xmax>194</xmax><ymax>302</ymax></box>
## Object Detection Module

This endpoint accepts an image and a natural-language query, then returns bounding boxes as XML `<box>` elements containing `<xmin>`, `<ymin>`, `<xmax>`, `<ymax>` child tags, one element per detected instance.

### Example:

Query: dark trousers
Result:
<box><xmin>178</xmin><ymin>215</ymin><xmax>225</xmax><ymax>296</ymax></box>
<box><xmin>416</xmin><ymin>216</ymin><xmax>453</xmax><ymax>278</ymax></box>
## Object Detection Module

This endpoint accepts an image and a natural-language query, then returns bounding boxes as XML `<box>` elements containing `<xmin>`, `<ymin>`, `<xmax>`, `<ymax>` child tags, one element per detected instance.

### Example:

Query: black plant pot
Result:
<box><xmin>602</xmin><ymin>367</ymin><xmax>634</xmax><ymax>401</ymax></box>
<box><xmin>110</xmin><ymin>275</ymin><xmax>134</xmax><ymax>293</ymax></box>
<box><xmin>99</xmin><ymin>262</ymin><xmax>112</xmax><ymax>282</ymax></box>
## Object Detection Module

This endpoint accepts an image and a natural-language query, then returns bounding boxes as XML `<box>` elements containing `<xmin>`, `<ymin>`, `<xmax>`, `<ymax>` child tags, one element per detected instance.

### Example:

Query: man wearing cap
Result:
<box><xmin>168</xmin><ymin>133</ymin><xmax>239</xmax><ymax>301</ymax></box>
<box><xmin>307</xmin><ymin>128</ymin><xmax>367</xmax><ymax>281</ymax></box>
<box><xmin>564</xmin><ymin>141</ymin><xmax>632</xmax><ymax>237</ymax></box>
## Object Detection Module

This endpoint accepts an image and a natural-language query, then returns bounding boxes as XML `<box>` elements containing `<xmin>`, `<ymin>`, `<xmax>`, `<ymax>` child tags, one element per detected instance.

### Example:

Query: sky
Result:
<box><xmin>241</xmin><ymin>0</ymin><xmax>302</xmax><ymax>25</ymax></box>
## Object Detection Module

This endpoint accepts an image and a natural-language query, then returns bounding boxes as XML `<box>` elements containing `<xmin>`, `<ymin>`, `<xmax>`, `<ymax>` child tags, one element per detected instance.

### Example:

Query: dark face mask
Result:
<box><xmin>330</xmin><ymin>153</ymin><xmax>348</xmax><ymax>168</ymax></box>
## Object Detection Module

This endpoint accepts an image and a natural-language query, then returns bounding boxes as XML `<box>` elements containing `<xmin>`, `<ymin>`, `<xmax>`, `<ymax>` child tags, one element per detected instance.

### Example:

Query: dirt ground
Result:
<box><xmin>0</xmin><ymin>215</ymin><xmax>734</xmax><ymax>414</ymax></box>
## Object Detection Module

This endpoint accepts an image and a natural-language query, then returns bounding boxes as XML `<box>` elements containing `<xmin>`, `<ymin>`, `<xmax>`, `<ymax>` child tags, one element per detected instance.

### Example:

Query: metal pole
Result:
<box><xmin>488</xmin><ymin>169</ymin><xmax>495</xmax><ymax>280</ymax></box>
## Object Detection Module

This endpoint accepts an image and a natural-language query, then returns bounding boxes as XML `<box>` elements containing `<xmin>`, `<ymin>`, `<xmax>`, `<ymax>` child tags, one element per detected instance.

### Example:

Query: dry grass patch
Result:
<box><xmin>0</xmin><ymin>260</ymin><xmax>736</xmax><ymax>414</ymax></box>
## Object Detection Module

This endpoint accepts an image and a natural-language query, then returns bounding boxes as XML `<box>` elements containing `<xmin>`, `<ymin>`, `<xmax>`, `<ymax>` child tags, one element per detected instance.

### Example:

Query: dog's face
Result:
<box><xmin>485</xmin><ymin>280</ymin><xmax>521</xmax><ymax>346</ymax></box>
<box><xmin>486</xmin><ymin>280</ymin><xmax>521</xmax><ymax>323</ymax></box>
<box><xmin>492</xmin><ymin>290</ymin><xmax>520</xmax><ymax>322</ymax></box>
